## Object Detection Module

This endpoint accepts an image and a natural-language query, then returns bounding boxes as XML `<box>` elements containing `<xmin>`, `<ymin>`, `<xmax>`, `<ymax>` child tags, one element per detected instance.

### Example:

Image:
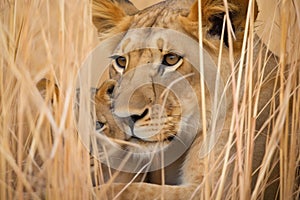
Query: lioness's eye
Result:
<box><xmin>162</xmin><ymin>53</ymin><xmax>182</xmax><ymax>66</ymax></box>
<box><xmin>115</xmin><ymin>56</ymin><xmax>127</xmax><ymax>69</ymax></box>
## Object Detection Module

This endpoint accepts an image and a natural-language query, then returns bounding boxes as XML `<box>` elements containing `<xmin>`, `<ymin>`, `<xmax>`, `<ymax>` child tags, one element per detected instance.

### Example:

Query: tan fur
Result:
<box><xmin>93</xmin><ymin>80</ymin><xmax>145</xmax><ymax>184</ymax></box>
<box><xmin>92</xmin><ymin>0</ymin><xmax>281</xmax><ymax>199</ymax></box>
<box><xmin>92</xmin><ymin>0</ymin><xmax>133</xmax><ymax>38</ymax></box>
<box><xmin>36</xmin><ymin>79</ymin><xmax>59</xmax><ymax>102</ymax></box>
<box><xmin>94</xmin><ymin>80</ymin><xmax>124</xmax><ymax>140</ymax></box>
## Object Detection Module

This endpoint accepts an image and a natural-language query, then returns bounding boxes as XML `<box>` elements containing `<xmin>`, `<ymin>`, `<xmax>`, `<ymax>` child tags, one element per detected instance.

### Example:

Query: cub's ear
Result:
<box><xmin>36</xmin><ymin>79</ymin><xmax>59</xmax><ymax>103</ymax></box>
<box><xmin>95</xmin><ymin>80</ymin><xmax>116</xmax><ymax>103</ymax></box>
<box><xmin>92</xmin><ymin>0</ymin><xmax>138</xmax><ymax>36</ymax></box>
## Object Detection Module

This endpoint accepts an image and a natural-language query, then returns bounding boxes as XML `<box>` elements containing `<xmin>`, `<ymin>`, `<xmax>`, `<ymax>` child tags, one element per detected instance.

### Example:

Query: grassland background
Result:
<box><xmin>0</xmin><ymin>0</ymin><xmax>299</xmax><ymax>199</ymax></box>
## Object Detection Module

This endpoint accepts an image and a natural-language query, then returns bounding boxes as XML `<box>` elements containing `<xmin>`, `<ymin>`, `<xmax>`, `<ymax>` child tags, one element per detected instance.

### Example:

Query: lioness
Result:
<box><xmin>92</xmin><ymin>0</ymin><xmax>282</xmax><ymax>199</ymax></box>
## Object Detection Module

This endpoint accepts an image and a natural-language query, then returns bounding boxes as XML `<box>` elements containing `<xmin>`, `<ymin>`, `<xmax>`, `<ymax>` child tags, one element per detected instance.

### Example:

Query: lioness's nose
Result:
<box><xmin>113</xmin><ymin>84</ymin><xmax>154</xmax><ymax>119</ymax></box>
<box><xmin>130</xmin><ymin>108</ymin><xmax>149</xmax><ymax>123</ymax></box>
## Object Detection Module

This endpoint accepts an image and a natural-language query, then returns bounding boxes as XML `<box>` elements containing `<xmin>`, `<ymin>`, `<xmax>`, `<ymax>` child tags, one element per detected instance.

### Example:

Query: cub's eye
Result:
<box><xmin>162</xmin><ymin>53</ymin><xmax>182</xmax><ymax>66</ymax></box>
<box><xmin>115</xmin><ymin>56</ymin><xmax>127</xmax><ymax>69</ymax></box>
<box><xmin>96</xmin><ymin>121</ymin><xmax>105</xmax><ymax>130</ymax></box>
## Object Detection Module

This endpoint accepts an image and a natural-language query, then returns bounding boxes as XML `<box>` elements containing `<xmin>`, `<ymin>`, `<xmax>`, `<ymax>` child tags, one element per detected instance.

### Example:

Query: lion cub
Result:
<box><xmin>94</xmin><ymin>80</ymin><xmax>184</xmax><ymax>186</ymax></box>
<box><xmin>93</xmin><ymin>80</ymin><xmax>146</xmax><ymax>184</ymax></box>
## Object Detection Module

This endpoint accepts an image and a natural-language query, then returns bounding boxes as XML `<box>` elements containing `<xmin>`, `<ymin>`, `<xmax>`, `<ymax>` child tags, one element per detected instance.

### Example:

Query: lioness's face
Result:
<box><xmin>93</xmin><ymin>0</ymin><xmax>250</xmax><ymax>152</ymax></box>
<box><xmin>108</xmin><ymin>27</ymin><xmax>203</xmax><ymax>149</ymax></box>
<box><xmin>91</xmin><ymin>0</ymin><xmax>253</xmax><ymax>171</ymax></box>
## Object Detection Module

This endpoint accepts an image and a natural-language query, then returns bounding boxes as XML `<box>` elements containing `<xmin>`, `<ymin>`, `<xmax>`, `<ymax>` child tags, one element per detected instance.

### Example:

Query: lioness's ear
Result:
<box><xmin>181</xmin><ymin>0</ymin><xmax>238</xmax><ymax>41</ymax></box>
<box><xmin>181</xmin><ymin>0</ymin><xmax>258</xmax><ymax>48</ymax></box>
<box><xmin>92</xmin><ymin>0</ymin><xmax>138</xmax><ymax>36</ymax></box>
<box><xmin>187</xmin><ymin>0</ymin><xmax>198</xmax><ymax>22</ymax></box>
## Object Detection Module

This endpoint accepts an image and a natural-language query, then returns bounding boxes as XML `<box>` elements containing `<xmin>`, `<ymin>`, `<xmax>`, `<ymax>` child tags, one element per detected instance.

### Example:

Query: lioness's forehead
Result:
<box><xmin>110</xmin><ymin>3</ymin><xmax>192</xmax><ymax>55</ymax></box>
<box><xmin>113</xmin><ymin>28</ymin><xmax>185</xmax><ymax>55</ymax></box>
<box><xmin>130</xmin><ymin>7</ymin><xmax>187</xmax><ymax>29</ymax></box>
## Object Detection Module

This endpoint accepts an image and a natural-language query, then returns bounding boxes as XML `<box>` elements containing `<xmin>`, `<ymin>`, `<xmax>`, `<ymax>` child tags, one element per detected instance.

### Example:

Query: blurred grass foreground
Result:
<box><xmin>0</xmin><ymin>0</ymin><xmax>299</xmax><ymax>199</ymax></box>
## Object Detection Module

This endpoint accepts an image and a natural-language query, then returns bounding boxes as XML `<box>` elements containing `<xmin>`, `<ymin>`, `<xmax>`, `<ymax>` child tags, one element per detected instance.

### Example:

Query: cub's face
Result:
<box><xmin>94</xmin><ymin>80</ymin><xmax>127</xmax><ymax>141</ymax></box>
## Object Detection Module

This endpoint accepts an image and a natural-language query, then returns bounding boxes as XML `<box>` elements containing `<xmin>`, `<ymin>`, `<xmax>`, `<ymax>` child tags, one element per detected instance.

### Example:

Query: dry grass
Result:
<box><xmin>0</xmin><ymin>1</ymin><xmax>97</xmax><ymax>199</ymax></box>
<box><xmin>0</xmin><ymin>0</ymin><xmax>299</xmax><ymax>200</ymax></box>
